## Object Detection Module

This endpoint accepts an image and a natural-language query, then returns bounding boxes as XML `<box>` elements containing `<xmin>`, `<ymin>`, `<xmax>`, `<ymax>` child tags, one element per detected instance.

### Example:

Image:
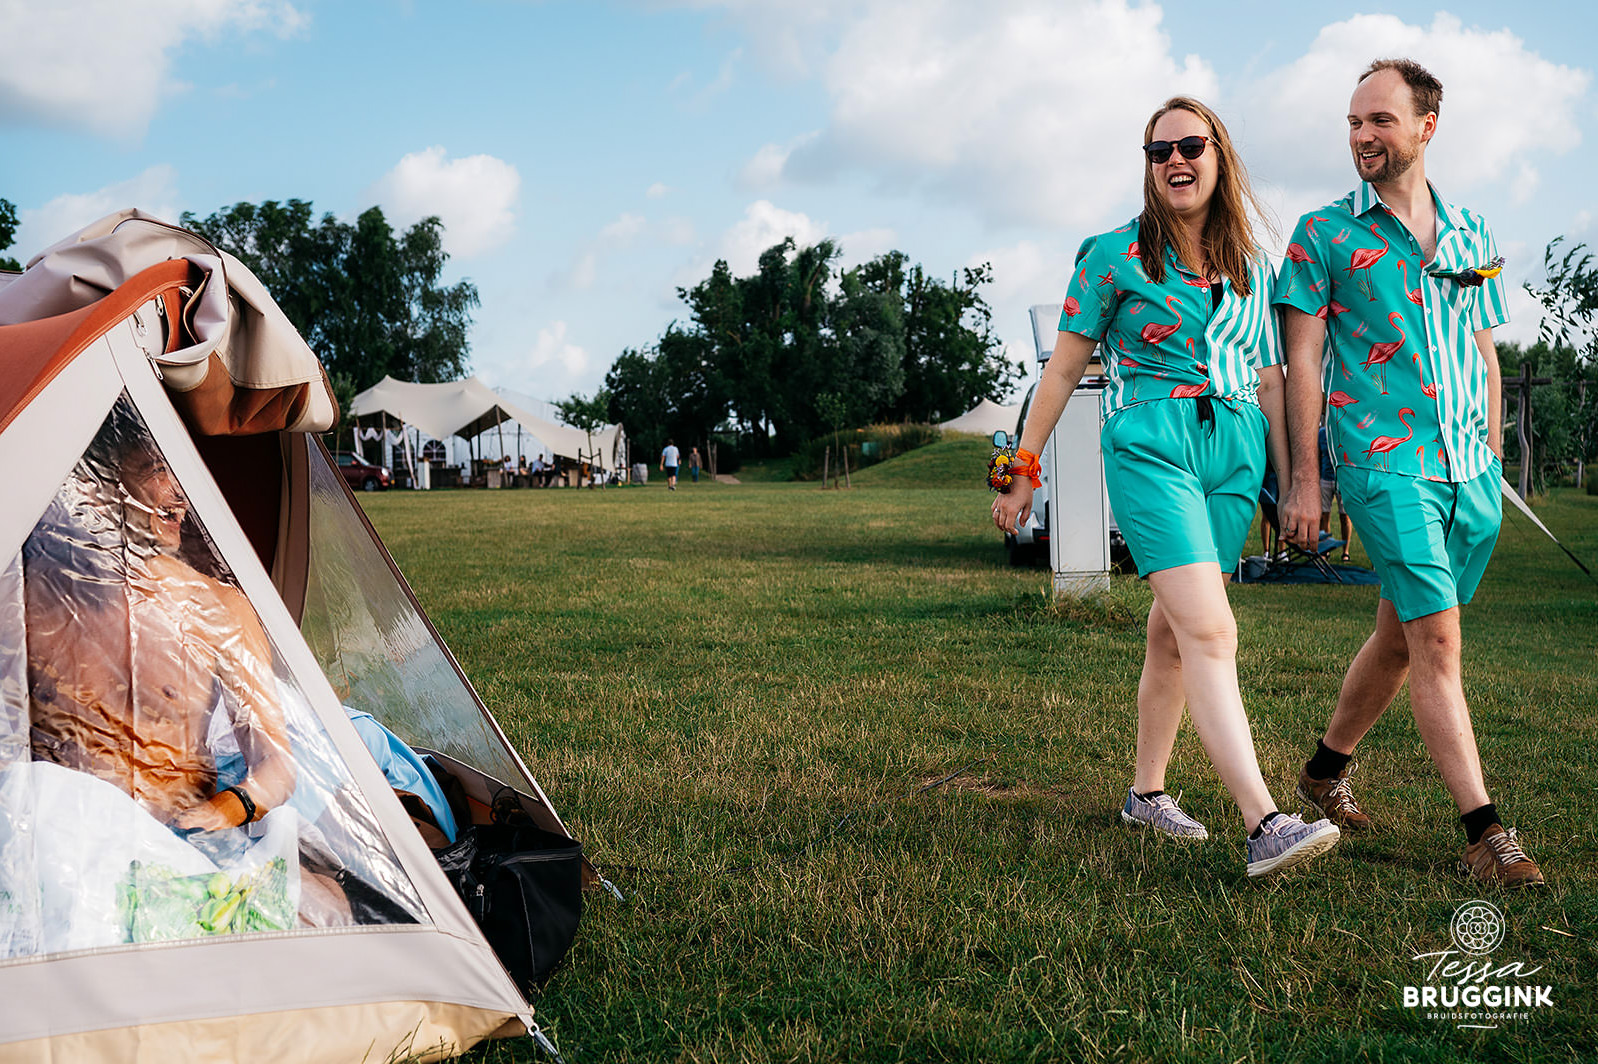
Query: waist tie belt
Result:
<box><xmin>1195</xmin><ymin>394</ymin><xmax>1215</xmax><ymax>434</ymax></box>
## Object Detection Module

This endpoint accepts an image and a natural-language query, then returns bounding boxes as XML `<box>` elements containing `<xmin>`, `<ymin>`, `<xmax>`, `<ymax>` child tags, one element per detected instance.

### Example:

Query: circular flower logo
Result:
<box><xmin>1451</xmin><ymin>900</ymin><xmax>1506</xmax><ymax>956</ymax></box>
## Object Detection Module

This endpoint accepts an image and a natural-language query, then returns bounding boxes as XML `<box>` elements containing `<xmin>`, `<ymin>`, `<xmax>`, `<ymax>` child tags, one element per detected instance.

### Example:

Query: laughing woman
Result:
<box><xmin>994</xmin><ymin>97</ymin><xmax>1339</xmax><ymax>876</ymax></box>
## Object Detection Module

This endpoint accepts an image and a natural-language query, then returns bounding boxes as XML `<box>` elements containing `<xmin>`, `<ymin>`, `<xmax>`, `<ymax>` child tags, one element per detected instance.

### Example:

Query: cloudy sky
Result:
<box><xmin>4</xmin><ymin>1</ymin><xmax>1593</xmax><ymax>405</ymax></box>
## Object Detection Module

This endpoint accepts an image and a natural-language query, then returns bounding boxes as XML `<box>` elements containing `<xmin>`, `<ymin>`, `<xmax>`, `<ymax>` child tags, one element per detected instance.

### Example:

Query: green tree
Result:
<box><xmin>1521</xmin><ymin>238</ymin><xmax>1598</xmax><ymax>488</ymax></box>
<box><xmin>555</xmin><ymin>388</ymin><xmax>613</xmax><ymax>463</ymax></box>
<box><xmin>182</xmin><ymin>200</ymin><xmax>479</xmax><ymax>396</ymax></box>
<box><xmin>0</xmin><ymin>197</ymin><xmax>21</xmax><ymax>272</ymax></box>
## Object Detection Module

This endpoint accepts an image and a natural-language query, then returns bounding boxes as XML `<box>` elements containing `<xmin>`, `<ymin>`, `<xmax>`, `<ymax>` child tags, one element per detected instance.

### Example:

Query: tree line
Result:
<box><xmin>597</xmin><ymin>238</ymin><xmax>1021</xmax><ymax>463</ymax></box>
<box><xmin>1506</xmin><ymin>237</ymin><xmax>1598</xmax><ymax>493</ymax></box>
<box><xmin>179</xmin><ymin>200</ymin><xmax>480</xmax><ymax>417</ymax></box>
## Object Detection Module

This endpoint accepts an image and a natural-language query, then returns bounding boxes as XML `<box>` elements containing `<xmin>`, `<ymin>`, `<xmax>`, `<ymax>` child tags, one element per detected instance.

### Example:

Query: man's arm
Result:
<box><xmin>171</xmin><ymin>590</ymin><xmax>295</xmax><ymax>831</ymax></box>
<box><xmin>1280</xmin><ymin>307</ymin><xmax>1328</xmax><ymax>548</ymax></box>
<box><xmin>1475</xmin><ymin>328</ymin><xmax>1502</xmax><ymax>457</ymax></box>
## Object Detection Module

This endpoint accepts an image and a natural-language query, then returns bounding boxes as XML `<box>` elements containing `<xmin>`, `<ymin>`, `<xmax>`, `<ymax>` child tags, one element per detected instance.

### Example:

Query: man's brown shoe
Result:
<box><xmin>1296</xmin><ymin>762</ymin><xmax>1373</xmax><ymax>832</ymax></box>
<box><xmin>1461</xmin><ymin>825</ymin><xmax>1546</xmax><ymax>887</ymax></box>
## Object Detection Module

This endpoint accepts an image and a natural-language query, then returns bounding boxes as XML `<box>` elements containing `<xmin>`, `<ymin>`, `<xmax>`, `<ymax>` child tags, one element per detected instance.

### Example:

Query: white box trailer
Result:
<box><xmin>1015</xmin><ymin>304</ymin><xmax>1118</xmax><ymax>596</ymax></box>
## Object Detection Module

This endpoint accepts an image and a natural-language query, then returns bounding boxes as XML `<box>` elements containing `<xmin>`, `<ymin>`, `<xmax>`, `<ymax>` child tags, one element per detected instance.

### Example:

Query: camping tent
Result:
<box><xmin>939</xmin><ymin>398</ymin><xmax>1022</xmax><ymax>436</ymax></box>
<box><xmin>0</xmin><ymin>210</ymin><xmax>574</xmax><ymax>1061</ymax></box>
<box><xmin>350</xmin><ymin>377</ymin><xmax>626</xmax><ymax>471</ymax></box>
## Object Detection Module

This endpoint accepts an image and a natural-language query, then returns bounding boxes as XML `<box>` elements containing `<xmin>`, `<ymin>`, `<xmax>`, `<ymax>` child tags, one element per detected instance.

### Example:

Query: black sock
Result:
<box><xmin>1249</xmin><ymin>811</ymin><xmax>1282</xmax><ymax>839</ymax></box>
<box><xmin>1133</xmin><ymin>789</ymin><xmax>1166</xmax><ymax>801</ymax></box>
<box><xmin>1305</xmin><ymin>740</ymin><xmax>1352</xmax><ymax>781</ymax></box>
<box><xmin>1462</xmin><ymin>803</ymin><xmax>1500</xmax><ymax>845</ymax></box>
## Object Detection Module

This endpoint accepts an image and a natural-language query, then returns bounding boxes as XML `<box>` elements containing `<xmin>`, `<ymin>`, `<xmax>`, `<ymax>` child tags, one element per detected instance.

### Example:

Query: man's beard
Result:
<box><xmin>1357</xmin><ymin>137</ymin><xmax>1420</xmax><ymax>183</ymax></box>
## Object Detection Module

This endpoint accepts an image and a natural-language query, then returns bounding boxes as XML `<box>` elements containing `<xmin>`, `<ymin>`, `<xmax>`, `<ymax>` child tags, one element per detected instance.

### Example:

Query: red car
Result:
<box><xmin>332</xmin><ymin>451</ymin><xmax>392</xmax><ymax>491</ymax></box>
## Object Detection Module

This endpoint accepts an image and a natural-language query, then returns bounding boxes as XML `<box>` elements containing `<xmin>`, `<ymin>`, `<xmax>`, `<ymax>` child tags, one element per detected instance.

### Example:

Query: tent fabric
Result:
<box><xmin>939</xmin><ymin>398</ymin><xmax>1021</xmax><ymax>435</ymax></box>
<box><xmin>349</xmin><ymin>376</ymin><xmax>624</xmax><ymax>465</ymax></box>
<box><xmin>0</xmin><ymin>215</ymin><xmax>574</xmax><ymax>1060</ymax></box>
<box><xmin>0</xmin><ymin>209</ymin><xmax>336</xmax><ymax>435</ymax></box>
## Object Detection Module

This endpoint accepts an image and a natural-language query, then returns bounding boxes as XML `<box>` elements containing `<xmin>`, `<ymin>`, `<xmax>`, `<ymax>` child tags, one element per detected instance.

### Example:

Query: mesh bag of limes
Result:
<box><xmin>119</xmin><ymin>858</ymin><xmax>295</xmax><ymax>941</ymax></box>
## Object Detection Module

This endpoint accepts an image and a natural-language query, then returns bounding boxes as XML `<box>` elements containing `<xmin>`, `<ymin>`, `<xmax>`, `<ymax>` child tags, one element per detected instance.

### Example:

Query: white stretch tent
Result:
<box><xmin>349</xmin><ymin>376</ymin><xmax>625</xmax><ymax>470</ymax></box>
<box><xmin>940</xmin><ymin>398</ymin><xmax>1022</xmax><ymax>436</ymax></box>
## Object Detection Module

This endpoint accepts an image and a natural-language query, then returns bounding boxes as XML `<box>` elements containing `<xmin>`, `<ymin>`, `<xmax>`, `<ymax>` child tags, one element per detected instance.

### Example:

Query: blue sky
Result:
<box><xmin>4</xmin><ymin>1</ymin><xmax>1594</xmax><ymax>408</ymax></box>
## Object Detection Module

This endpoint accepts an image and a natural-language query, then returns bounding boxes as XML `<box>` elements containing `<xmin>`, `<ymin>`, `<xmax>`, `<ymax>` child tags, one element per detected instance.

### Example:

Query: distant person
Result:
<box><xmin>1317</xmin><ymin>425</ymin><xmax>1354</xmax><ymax>563</ymax></box>
<box><xmin>688</xmin><ymin>446</ymin><xmax>702</xmax><ymax>484</ymax></box>
<box><xmin>1275</xmin><ymin>59</ymin><xmax>1541</xmax><ymax>885</ymax></box>
<box><xmin>660</xmin><ymin>439</ymin><xmax>680</xmax><ymax>491</ymax></box>
<box><xmin>993</xmin><ymin>96</ymin><xmax>1338</xmax><ymax>877</ymax></box>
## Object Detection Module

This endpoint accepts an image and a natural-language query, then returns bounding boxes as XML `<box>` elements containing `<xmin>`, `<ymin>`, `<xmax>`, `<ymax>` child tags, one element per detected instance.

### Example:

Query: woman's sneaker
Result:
<box><xmin>1245</xmin><ymin>813</ymin><xmax>1340</xmax><ymax>877</ymax></box>
<box><xmin>1121</xmin><ymin>789</ymin><xmax>1209</xmax><ymax>840</ymax></box>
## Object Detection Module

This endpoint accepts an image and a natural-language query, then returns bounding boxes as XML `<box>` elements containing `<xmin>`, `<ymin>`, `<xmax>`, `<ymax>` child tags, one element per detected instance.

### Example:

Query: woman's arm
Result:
<box><xmin>993</xmin><ymin>329</ymin><xmax>1098</xmax><ymax>535</ymax></box>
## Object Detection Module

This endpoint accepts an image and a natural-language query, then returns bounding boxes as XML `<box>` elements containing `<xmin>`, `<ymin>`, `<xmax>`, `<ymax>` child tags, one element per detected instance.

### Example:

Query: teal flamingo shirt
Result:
<box><xmin>1272</xmin><ymin>183</ymin><xmax>1509</xmax><ymax>483</ymax></box>
<box><xmin>1058</xmin><ymin>218</ymin><xmax>1282</xmax><ymax>425</ymax></box>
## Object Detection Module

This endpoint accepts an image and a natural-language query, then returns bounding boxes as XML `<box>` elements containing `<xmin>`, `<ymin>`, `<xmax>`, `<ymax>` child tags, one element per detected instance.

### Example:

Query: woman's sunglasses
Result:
<box><xmin>1143</xmin><ymin>136</ymin><xmax>1210</xmax><ymax>164</ymax></box>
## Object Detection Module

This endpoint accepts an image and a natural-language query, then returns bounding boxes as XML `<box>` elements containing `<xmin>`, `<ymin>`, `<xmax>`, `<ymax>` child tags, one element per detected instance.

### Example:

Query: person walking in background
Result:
<box><xmin>688</xmin><ymin>446</ymin><xmax>702</xmax><ymax>484</ymax></box>
<box><xmin>660</xmin><ymin>439</ymin><xmax>680</xmax><ymax>491</ymax></box>
<box><xmin>1317</xmin><ymin>425</ymin><xmax>1355</xmax><ymax>563</ymax></box>
<box><xmin>1275</xmin><ymin>58</ymin><xmax>1542</xmax><ymax>886</ymax></box>
<box><xmin>994</xmin><ymin>96</ymin><xmax>1338</xmax><ymax>877</ymax></box>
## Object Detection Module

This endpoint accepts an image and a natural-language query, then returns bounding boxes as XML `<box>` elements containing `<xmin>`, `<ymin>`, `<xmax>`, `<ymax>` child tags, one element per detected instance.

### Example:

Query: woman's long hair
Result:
<box><xmin>1137</xmin><ymin>96</ymin><xmax>1275</xmax><ymax>296</ymax></box>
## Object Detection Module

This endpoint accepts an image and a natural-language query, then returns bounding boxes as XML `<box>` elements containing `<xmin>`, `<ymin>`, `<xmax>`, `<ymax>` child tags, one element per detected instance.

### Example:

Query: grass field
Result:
<box><xmin>359</xmin><ymin>440</ymin><xmax>1597</xmax><ymax>1063</ymax></box>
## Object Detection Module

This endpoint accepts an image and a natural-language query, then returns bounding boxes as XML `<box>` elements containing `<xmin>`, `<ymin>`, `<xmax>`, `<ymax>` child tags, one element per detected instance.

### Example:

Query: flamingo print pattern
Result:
<box><xmin>1273</xmin><ymin>182</ymin><xmax>1513</xmax><ymax>482</ymax></box>
<box><xmin>1059</xmin><ymin>219</ymin><xmax>1281</xmax><ymax>424</ymax></box>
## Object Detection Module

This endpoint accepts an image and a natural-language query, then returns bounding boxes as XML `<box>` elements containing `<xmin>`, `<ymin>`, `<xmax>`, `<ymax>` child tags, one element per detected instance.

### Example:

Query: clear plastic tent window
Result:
<box><xmin>0</xmin><ymin>397</ymin><xmax>425</xmax><ymax>959</ymax></box>
<box><xmin>298</xmin><ymin>445</ymin><xmax>534</xmax><ymax>792</ymax></box>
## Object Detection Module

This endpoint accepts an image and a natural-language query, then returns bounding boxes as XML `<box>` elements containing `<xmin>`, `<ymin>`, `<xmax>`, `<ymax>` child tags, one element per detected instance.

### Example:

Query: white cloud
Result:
<box><xmin>369</xmin><ymin>146</ymin><xmax>521</xmax><ymax>259</ymax></box>
<box><xmin>646</xmin><ymin>182</ymin><xmax>670</xmax><ymax>199</ymax></box>
<box><xmin>717</xmin><ymin>200</ymin><xmax>829</xmax><ymax>274</ymax></box>
<box><xmin>741</xmin><ymin>143</ymin><xmax>793</xmax><ymax>188</ymax></box>
<box><xmin>1248</xmin><ymin>14</ymin><xmax>1589</xmax><ymax>203</ymax></box>
<box><xmin>767</xmin><ymin>0</ymin><xmax>1216</xmax><ymax>228</ymax></box>
<box><xmin>0</xmin><ymin>1</ymin><xmax>306</xmax><ymax>137</ymax></box>
<box><xmin>14</xmin><ymin>166</ymin><xmax>183</xmax><ymax>262</ymax></box>
<box><xmin>836</xmin><ymin>227</ymin><xmax>896</xmax><ymax>267</ymax></box>
<box><xmin>1496</xmin><ymin>283</ymin><xmax>1545</xmax><ymax>347</ymax></box>
<box><xmin>523</xmin><ymin>321</ymin><xmax>591</xmax><ymax>377</ymax></box>
<box><xmin>599</xmin><ymin>213</ymin><xmax>647</xmax><ymax>243</ymax></box>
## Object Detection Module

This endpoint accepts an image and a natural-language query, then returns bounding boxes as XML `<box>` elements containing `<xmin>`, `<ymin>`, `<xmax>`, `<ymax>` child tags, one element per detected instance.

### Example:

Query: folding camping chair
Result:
<box><xmin>1254</xmin><ymin>474</ymin><xmax>1346</xmax><ymax>583</ymax></box>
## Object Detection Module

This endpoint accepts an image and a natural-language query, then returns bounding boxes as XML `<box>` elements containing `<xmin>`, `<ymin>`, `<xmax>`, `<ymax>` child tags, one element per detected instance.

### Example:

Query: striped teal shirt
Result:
<box><xmin>1272</xmin><ymin>183</ymin><xmax>1508</xmax><ymax>483</ymax></box>
<box><xmin>1059</xmin><ymin>218</ymin><xmax>1282</xmax><ymax>425</ymax></box>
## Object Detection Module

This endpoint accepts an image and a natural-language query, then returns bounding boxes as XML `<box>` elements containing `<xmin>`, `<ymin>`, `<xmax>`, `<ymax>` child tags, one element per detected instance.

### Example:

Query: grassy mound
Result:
<box><xmin>846</xmin><ymin>435</ymin><xmax>992</xmax><ymax>489</ymax></box>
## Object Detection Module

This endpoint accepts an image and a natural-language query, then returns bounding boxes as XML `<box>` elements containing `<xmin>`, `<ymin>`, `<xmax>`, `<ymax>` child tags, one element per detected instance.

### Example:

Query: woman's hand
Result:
<box><xmin>993</xmin><ymin>479</ymin><xmax>1036</xmax><ymax>535</ymax></box>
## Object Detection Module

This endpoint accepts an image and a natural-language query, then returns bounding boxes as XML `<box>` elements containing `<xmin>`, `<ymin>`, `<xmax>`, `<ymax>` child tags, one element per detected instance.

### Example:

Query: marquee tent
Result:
<box><xmin>350</xmin><ymin>377</ymin><xmax>625</xmax><ymax>470</ymax></box>
<box><xmin>0</xmin><ymin>210</ymin><xmax>574</xmax><ymax>1061</ymax></box>
<box><xmin>939</xmin><ymin>398</ymin><xmax>1022</xmax><ymax>436</ymax></box>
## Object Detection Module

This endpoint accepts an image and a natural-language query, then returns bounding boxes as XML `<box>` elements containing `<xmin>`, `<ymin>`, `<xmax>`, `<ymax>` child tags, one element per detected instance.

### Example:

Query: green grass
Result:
<box><xmin>355</xmin><ymin>460</ymin><xmax>1598</xmax><ymax>1064</ymax></box>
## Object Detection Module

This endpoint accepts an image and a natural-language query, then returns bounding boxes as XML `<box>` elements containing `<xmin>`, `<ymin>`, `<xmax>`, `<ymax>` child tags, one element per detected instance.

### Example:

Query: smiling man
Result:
<box><xmin>1272</xmin><ymin>58</ymin><xmax>1544</xmax><ymax>887</ymax></box>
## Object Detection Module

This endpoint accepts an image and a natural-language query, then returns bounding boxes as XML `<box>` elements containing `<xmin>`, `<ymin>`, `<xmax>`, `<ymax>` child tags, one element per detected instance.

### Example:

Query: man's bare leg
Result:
<box><xmin>1320</xmin><ymin>598</ymin><xmax>1410</xmax><ymax>755</ymax></box>
<box><xmin>1401</xmin><ymin>606</ymin><xmax>1490</xmax><ymax>813</ymax></box>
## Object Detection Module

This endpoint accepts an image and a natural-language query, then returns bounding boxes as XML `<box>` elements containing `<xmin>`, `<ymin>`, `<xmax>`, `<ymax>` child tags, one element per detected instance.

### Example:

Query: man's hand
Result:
<box><xmin>993</xmin><ymin>480</ymin><xmax>1036</xmax><ymax>536</ymax></box>
<box><xmin>171</xmin><ymin>792</ymin><xmax>245</xmax><ymax>832</ymax></box>
<box><xmin>1280</xmin><ymin>480</ymin><xmax>1322</xmax><ymax>550</ymax></box>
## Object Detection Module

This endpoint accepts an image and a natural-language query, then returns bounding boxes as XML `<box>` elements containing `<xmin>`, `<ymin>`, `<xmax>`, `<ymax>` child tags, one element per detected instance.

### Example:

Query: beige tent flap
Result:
<box><xmin>0</xmin><ymin>209</ymin><xmax>335</xmax><ymax>436</ymax></box>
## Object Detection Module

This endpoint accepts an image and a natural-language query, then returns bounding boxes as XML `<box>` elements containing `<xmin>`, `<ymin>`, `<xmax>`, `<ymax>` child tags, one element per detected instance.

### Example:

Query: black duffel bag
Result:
<box><xmin>434</xmin><ymin>796</ymin><xmax>583</xmax><ymax>991</ymax></box>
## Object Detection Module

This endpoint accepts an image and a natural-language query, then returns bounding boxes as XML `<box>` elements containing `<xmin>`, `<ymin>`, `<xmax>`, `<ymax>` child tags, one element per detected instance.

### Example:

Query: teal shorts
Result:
<box><xmin>1336</xmin><ymin>461</ymin><xmax>1502</xmax><ymax>621</ymax></box>
<box><xmin>1101</xmin><ymin>398</ymin><xmax>1267</xmax><ymax>577</ymax></box>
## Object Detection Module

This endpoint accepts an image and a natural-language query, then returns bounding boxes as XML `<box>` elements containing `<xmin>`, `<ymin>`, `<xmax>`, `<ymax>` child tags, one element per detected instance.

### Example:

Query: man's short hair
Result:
<box><xmin>1359</xmin><ymin>58</ymin><xmax>1443</xmax><ymax>117</ymax></box>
